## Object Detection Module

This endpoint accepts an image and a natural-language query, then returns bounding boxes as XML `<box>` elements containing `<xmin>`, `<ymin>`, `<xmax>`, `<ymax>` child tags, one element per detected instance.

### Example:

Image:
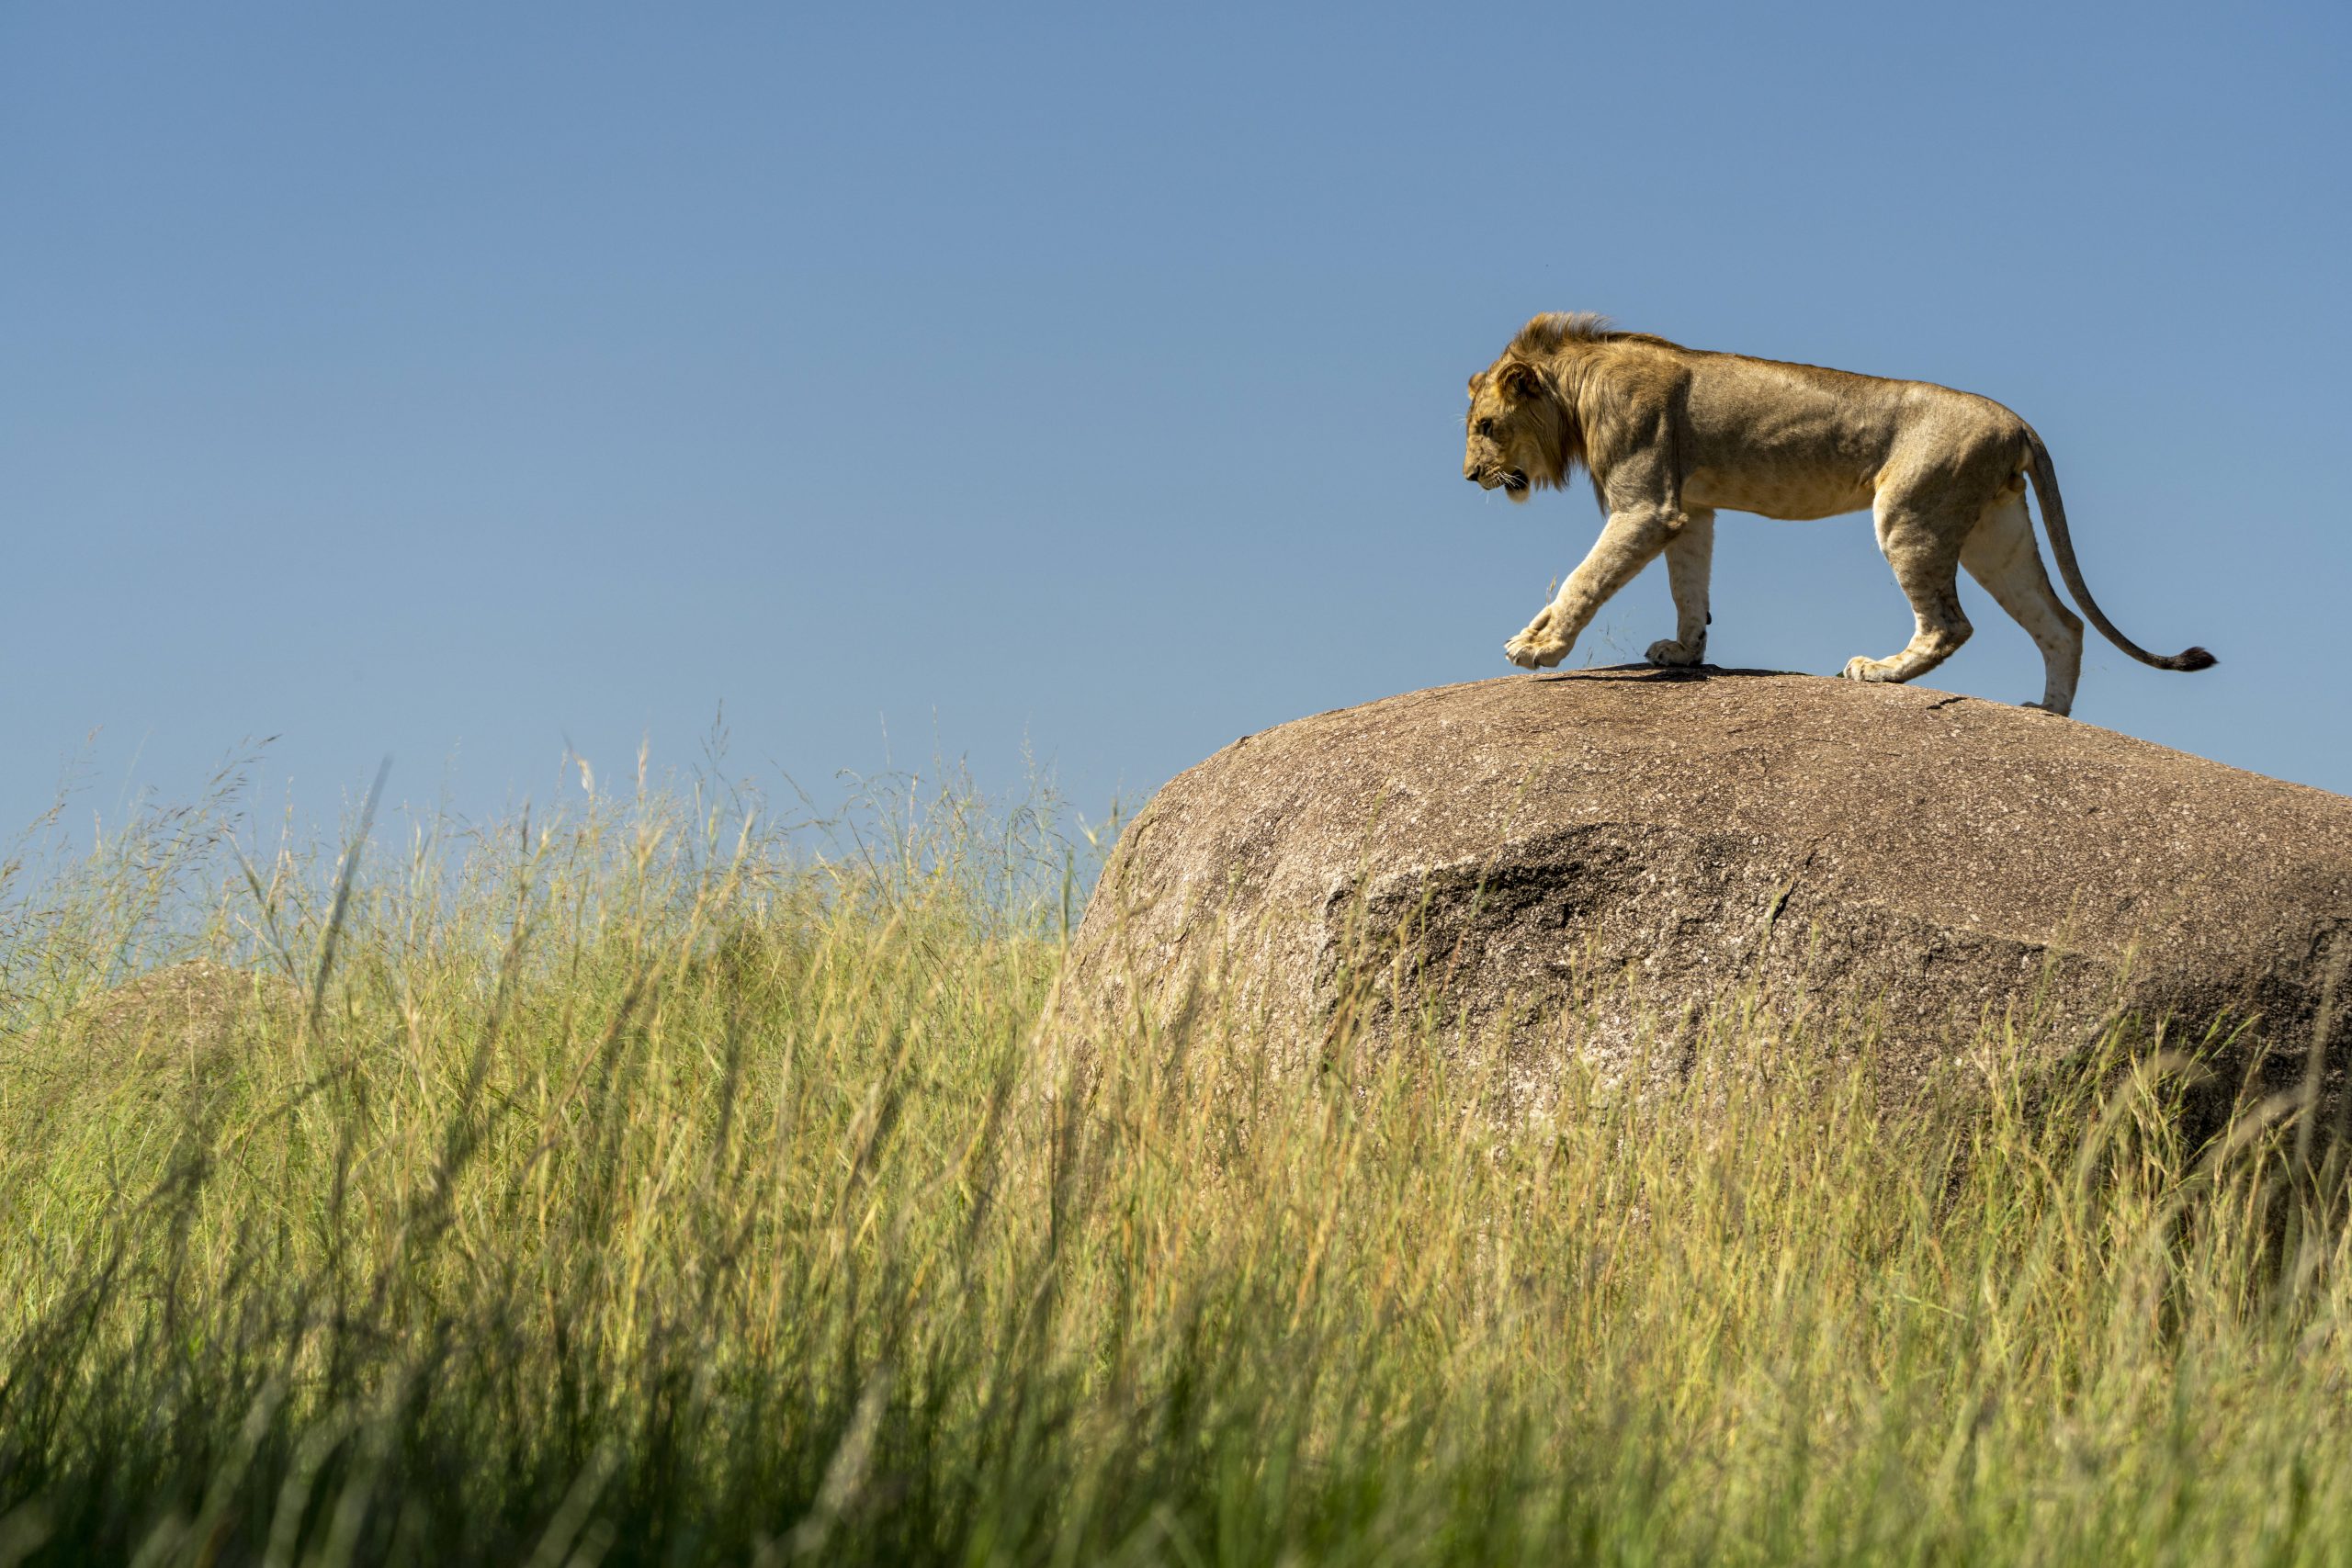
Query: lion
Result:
<box><xmin>1462</xmin><ymin>313</ymin><xmax>2213</xmax><ymax>716</ymax></box>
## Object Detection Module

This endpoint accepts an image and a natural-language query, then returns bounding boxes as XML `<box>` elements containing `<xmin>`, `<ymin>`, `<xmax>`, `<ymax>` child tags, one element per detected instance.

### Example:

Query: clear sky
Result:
<box><xmin>6</xmin><ymin>2</ymin><xmax>2347</xmax><ymax>846</ymax></box>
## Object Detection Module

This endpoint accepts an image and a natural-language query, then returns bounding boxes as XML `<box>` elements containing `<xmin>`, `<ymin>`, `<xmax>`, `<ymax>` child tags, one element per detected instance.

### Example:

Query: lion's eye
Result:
<box><xmin>1475</xmin><ymin>419</ymin><xmax>1495</xmax><ymax>438</ymax></box>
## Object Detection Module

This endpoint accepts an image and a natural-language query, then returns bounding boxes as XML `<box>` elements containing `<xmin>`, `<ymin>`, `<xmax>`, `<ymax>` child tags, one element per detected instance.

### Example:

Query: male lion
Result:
<box><xmin>1463</xmin><ymin>313</ymin><xmax>2213</xmax><ymax>716</ymax></box>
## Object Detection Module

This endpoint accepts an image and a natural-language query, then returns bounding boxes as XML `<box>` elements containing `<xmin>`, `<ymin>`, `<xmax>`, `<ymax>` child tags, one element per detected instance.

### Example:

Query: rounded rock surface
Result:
<box><xmin>1061</xmin><ymin>668</ymin><xmax>2352</xmax><ymax>1110</ymax></box>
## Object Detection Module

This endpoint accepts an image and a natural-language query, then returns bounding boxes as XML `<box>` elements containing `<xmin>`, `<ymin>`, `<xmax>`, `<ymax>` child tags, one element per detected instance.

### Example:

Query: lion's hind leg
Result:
<box><xmin>1842</xmin><ymin>494</ymin><xmax>1972</xmax><ymax>688</ymax></box>
<box><xmin>1961</xmin><ymin>491</ymin><xmax>2084</xmax><ymax>715</ymax></box>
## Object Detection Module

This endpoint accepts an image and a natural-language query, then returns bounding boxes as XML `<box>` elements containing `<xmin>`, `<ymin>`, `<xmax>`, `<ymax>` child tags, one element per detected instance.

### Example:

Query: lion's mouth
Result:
<box><xmin>1469</xmin><ymin>467</ymin><xmax>1531</xmax><ymax>495</ymax></box>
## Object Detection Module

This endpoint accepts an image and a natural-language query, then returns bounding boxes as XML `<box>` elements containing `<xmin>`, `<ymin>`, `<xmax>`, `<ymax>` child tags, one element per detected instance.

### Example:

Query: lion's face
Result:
<box><xmin>1463</xmin><ymin>360</ymin><xmax>1559</xmax><ymax>504</ymax></box>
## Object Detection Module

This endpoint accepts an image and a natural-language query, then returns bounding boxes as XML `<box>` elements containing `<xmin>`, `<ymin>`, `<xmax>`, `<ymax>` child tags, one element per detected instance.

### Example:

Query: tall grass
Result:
<box><xmin>2</xmin><ymin>769</ymin><xmax>2349</xmax><ymax>1566</ymax></box>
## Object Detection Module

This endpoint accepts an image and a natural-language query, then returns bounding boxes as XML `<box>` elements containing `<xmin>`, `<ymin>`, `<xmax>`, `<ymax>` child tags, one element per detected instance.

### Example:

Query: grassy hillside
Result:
<box><xmin>1</xmin><ymin>776</ymin><xmax>2348</xmax><ymax>1566</ymax></box>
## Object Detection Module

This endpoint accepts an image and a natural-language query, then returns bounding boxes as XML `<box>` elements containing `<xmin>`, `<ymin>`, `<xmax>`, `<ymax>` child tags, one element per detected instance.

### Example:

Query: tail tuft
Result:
<box><xmin>2173</xmin><ymin>647</ymin><xmax>2218</xmax><ymax>671</ymax></box>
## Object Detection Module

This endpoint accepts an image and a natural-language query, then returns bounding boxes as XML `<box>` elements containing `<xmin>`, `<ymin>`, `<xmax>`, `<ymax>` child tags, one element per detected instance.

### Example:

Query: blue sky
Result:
<box><xmin>5</xmin><ymin>2</ymin><xmax>2347</xmax><ymax>844</ymax></box>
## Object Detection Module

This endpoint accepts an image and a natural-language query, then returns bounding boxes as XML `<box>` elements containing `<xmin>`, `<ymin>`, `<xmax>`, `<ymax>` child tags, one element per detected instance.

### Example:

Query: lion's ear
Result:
<box><xmin>1497</xmin><ymin>361</ymin><xmax>1544</xmax><ymax>401</ymax></box>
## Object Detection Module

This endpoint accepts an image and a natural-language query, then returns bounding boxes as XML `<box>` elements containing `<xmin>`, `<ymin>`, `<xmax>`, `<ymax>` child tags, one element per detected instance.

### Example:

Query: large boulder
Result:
<box><xmin>1061</xmin><ymin>669</ymin><xmax>2352</xmax><ymax>1110</ymax></box>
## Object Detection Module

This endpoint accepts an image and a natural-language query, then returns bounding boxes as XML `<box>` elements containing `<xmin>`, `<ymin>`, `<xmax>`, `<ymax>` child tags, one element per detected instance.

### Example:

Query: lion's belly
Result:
<box><xmin>1684</xmin><ymin>467</ymin><xmax>1876</xmax><ymax>522</ymax></box>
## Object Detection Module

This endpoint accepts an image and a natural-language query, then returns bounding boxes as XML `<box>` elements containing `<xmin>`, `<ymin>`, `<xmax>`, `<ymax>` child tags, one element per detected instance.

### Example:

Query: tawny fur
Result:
<box><xmin>1463</xmin><ymin>313</ymin><xmax>2214</xmax><ymax>716</ymax></box>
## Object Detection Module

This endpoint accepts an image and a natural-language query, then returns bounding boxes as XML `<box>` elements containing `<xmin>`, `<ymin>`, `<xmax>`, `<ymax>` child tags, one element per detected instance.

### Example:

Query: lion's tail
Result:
<box><xmin>2021</xmin><ymin>425</ymin><xmax>2216</xmax><ymax>673</ymax></box>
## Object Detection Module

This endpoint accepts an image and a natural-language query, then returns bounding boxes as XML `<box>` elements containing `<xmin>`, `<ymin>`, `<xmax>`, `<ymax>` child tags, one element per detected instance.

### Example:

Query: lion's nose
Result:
<box><xmin>1464</xmin><ymin>470</ymin><xmax>1481</xmax><ymax>483</ymax></box>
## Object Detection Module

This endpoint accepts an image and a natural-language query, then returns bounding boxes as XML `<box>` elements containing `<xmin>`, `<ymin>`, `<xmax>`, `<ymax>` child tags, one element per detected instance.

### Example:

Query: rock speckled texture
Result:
<box><xmin>1062</xmin><ymin>669</ymin><xmax>2352</xmax><ymax>1107</ymax></box>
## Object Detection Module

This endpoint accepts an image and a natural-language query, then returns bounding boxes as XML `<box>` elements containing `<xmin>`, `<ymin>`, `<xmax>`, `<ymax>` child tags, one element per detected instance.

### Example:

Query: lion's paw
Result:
<box><xmin>1645</xmin><ymin>638</ymin><xmax>1704</xmax><ymax>669</ymax></box>
<box><xmin>1504</xmin><ymin>632</ymin><xmax>1573</xmax><ymax>671</ymax></box>
<box><xmin>1840</xmin><ymin>655</ymin><xmax>1898</xmax><ymax>683</ymax></box>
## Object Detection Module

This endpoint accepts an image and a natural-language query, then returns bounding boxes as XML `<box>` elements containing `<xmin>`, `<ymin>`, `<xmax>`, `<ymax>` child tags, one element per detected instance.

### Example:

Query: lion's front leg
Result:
<box><xmin>1505</xmin><ymin>506</ymin><xmax>1676</xmax><ymax>671</ymax></box>
<box><xmin>1645</xmin><ymin>508</ymin><xmax>1715</xmax><ymax>668</ymax></box>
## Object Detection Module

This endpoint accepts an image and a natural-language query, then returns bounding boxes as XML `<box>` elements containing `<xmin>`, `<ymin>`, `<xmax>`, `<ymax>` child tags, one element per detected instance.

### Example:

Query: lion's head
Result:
<box><xmin>1463</xmin><ymin>357</ymin><xmax>1568</xmax><ymax>504</ymax></box>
